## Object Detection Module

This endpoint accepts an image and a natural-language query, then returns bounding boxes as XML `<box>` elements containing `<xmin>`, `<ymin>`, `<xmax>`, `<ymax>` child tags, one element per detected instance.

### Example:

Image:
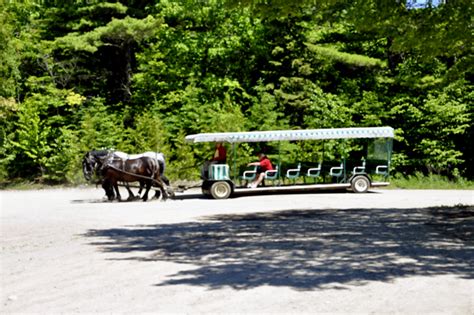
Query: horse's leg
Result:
<box><xmin>102</xmin><ymin>179</ymin><xmax>114</xmax><ymax>201</ymax></box>
<box><xmin>124</xmin><ymin>182</ymin><xmax>136</xmax><ymax>201</ymax></box>
<box><xmin>136</xmin><ymin>180</ymin><xmax>146</xmax><ymax>200</ymax></box>
<box><xmin>141</xmin><ymin>180</ymin><xmax>151</xmax><ymax>201</ymax></box>
<box><xmin>160</xmin><ymin>183</ymin><xmax>168</xmax><ymax>201</ymax></box>
<box><xmin>153</xmin><ymin>186</ymin><xmax>161</xmax><ymax>200</ymax></box>
<box><xmin>161</xmin><ymin>174</ymin><xmax>170</xmax><ymax>186</ymax></box>
<box><xmin>113</xmin><ymin>180</ymin><xmax>121</xmax><ymax>201</ymax></box>
<box><xmin>101</xmin><ymin>180</ymin><xmax>108</xmax><ymax>200</ymax></box>
<box><xmin>151</xmin><ymin>175</ymin><xmax>163</xmax><ymax>200</ymax></box>
<box><xmin>166</xmin><ymin>186</ymin><xmax>174</xmax><ymax>198</ymax></box>
<box><xmin>160</xmin><ymin>184</ymin><xmax>168</xmax><ymax>201</ymax></box>
<box><xmin>137</xmin><ymin>180</ymin><xmax>144</xmax><ymax>195</ymax></box>
<box><xmin>160</xmin><ymin>174</ymin><xmax>174</xmax><ymax>198</ymax></box>
<box><xmin>154</xmin><ymin>177</ymin><xmax>168</xmax><ymax>201</ymax></box>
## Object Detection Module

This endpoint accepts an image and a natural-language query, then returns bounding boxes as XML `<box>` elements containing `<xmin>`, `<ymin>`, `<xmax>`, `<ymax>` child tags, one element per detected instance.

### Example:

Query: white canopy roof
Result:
<box><xmin>185</xmin><ymin>127</ymin><xmax>394</xmax><ymax>143</ymax></box>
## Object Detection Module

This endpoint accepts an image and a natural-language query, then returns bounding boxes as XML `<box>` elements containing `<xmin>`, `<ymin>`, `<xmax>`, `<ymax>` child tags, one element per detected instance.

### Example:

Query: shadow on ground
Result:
<box><xmin>85</xmin><ymin>205</ymin><xmax>473</xmax><ymax>289</ymax></box>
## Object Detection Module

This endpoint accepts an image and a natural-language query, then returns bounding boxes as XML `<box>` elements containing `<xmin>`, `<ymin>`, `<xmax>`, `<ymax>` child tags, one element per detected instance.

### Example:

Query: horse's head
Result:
<box><xmin>82</xmin><ymin>150</ymin><xmax>111</xmax><ymax>181</ymax></box>
<box><xmin>82</xmin><ymin>152</ymin><xmax>96</xmax><ymax>181</ymax></box>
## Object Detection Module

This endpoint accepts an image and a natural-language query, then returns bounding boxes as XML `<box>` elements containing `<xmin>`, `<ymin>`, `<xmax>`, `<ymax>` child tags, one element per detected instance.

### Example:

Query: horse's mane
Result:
<box><xmin>89</xmin><ymin>149</ymin><xmax>112</xmax><ymax>158</ymax></box>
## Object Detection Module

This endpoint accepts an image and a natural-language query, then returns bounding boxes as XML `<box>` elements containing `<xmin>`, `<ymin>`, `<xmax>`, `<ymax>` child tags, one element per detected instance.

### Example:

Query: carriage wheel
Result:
<box><xmin>351</xmin><ymin>175</ymin><xmax>370</xmax><ymax>193</ymax></box>
<box><xmin>210</xmin><ymin>181</ymin><xmax>232</xmax><ymax>199</ymax></box>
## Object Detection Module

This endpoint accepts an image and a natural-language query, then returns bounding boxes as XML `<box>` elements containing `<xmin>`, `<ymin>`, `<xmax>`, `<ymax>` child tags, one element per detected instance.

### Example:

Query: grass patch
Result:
<box><xmin>0</xmin><ymin>179</ymin><xmax>72</xmax><ymax>190</ymax></box>
<box><xmin>389</xmin><ymin>173</ymin><xmax>474</xmax><ymax>190</ymax></box>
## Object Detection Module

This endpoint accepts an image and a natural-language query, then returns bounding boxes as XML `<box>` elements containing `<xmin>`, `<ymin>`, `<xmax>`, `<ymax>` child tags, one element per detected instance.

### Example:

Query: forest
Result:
<box><xmin>0</xmin><ymin>0</ymin><xmax>472</xmax><ymax>184</ymax></box>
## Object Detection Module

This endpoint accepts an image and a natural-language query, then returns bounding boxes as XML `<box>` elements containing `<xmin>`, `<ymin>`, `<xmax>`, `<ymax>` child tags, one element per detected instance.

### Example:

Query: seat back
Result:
<box><xmin>265</xmin><ymin>165</ymin><xmax>279</xmax><ymax>180</ymax></box>
<box><xmin>353</xmin><ymin>160</ymin><xmax>366</xmax><ymax>174</ymax></box>
<box><xmin>306</xmin><ymin>162</ymin><xmax>322</xmax><ymax>177</ymax></box>
<box><xmin>329</xmin><ymin>162</ymin><xmax>344</xmax><ymax>177</ymax></box>
<box><xmin>286</xmin><ymin>163</ymin><xmax>301</xmax><ymax>177</ymax></box>
<box><xmin>240</xmin><ymin>166</ymin><xmax>257</xmax><ymax>180</ymax></box>
<box><xmin>375</xmin><ymin>161</ymin><xmax>390</xmax><ymax>179</ymax></box>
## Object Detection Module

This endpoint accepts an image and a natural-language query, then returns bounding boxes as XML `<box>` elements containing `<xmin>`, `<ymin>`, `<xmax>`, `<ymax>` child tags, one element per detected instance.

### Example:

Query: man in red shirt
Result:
<box><xmin>247</xmin><ymin>152</ymin><xmax>273</xmax><ymax>188</ymax></box>
<box><xmin>202</xmin><ymin>143</ymin><xmax>227</xmax><ymax>179</ymax></box>
<box><xmin>212</xmin><ymin>142</ymin><xmax>227</xmax><ymax>163</ymax></box>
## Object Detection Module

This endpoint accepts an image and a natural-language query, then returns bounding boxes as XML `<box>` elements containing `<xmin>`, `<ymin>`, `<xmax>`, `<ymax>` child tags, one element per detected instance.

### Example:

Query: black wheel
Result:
<box><xmin>351</xmin><ymin>175</ymin><xmax>370</xmax><ymax>193</ymax></box>
<box><xmin>210</xmin><ymin>181</ymin><xmax>232</xmax><ymax>199</ymax></box>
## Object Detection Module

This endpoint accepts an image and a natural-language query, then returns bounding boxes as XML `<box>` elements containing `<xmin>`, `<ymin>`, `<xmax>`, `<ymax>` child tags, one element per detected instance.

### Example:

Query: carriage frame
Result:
<box><xmin>185</xmin><ymin>127</ymin><xmax>394</xmax><ymax>199</ymax></box>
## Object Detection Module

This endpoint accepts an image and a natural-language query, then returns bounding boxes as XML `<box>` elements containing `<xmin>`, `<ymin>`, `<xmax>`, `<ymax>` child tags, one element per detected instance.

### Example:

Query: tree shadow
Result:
<box><xmin>84</xmin><ymin>205</ymin><xmax>474</xmax><ymax>290</ymax></box>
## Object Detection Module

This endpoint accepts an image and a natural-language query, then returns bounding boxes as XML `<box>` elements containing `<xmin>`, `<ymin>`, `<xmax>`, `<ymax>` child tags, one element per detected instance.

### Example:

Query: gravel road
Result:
<box><xmin>1</xmin><ymin>187</ymin><xmax>473</xmax><ymax>314</ymax></box>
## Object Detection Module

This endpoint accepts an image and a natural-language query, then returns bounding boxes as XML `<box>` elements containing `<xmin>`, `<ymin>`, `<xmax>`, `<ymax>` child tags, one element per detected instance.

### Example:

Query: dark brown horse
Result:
<box><xmin>101</xmin><ymin>156</ymin><xmax>167</xmax><ymax>202</ymax></box>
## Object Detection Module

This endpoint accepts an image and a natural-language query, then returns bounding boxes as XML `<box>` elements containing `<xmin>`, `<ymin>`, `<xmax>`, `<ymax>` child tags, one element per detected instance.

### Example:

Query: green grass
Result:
<box><xmin>0</xmin><ymin>179</ymin><xmax>71</xmax><ymax>190</ymax></box>
<box><xmin>389</xmin><ymin>172</ymin><xmax>474</xmax><ymax>190</ymax></box>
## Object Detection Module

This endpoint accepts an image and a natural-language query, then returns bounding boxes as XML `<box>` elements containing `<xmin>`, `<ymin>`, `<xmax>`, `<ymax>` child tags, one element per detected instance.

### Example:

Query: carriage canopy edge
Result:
<box><xmin>184</xmin><ymin>127</ymin><xmax>394</xmax><ymax>143</ymax></box>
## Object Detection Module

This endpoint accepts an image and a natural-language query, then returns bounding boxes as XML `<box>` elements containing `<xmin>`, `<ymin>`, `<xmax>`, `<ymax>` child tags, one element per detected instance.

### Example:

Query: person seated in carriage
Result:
<box><xmin>212</xmin><ymin>142</ymin><xmax>227</xmax><ymax>163</ymax></box>
<box><xmin>246</xmin><ymin>152</ymin><xmax>274</xmax><ymax>188</ymax></box>
<box><xmin>201</xmin><ymin>143</ymin><xmax>227</xmax><ymax>179</ymax></box>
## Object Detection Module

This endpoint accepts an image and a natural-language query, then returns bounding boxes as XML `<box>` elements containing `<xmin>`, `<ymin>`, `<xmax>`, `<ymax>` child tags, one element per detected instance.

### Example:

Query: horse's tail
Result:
<box><xmin>147</xmin><ymin>157</ymin><xmax>160</xmax><ymax>181</ymax></box>
<box><xmin>143</xmin><ymin>152</ymin><xmax>166</xmax><ymax>173</ymax></box>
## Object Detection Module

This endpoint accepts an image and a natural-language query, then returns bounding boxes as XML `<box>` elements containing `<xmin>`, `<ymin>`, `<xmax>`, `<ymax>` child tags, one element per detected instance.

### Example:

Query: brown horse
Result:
<box><xmin>101</xmin><ymin>156</ymin><xmax>167</xmax><ymax>202</ymax></box>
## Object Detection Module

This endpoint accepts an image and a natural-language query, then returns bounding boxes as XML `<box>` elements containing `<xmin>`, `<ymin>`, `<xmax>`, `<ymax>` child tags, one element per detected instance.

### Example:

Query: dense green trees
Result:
<box><xmin>1</xmin><ymin>0</ymin><xmax>472</xmax><ymax>183</ymax></box>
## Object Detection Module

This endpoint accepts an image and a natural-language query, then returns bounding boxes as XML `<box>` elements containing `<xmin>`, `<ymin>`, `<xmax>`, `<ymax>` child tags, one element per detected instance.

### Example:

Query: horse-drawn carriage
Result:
<box><xmin>83</xmin><ymin>127</ymin><xmax>393</xmax><ymax>201</ymax></box>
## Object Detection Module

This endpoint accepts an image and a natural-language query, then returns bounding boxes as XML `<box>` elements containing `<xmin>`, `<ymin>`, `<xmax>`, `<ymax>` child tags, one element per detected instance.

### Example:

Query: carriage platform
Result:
<box><xmin>232</xmin><ymin>181</ymin><xmax>390</xmax><ymax>196</ymax></box>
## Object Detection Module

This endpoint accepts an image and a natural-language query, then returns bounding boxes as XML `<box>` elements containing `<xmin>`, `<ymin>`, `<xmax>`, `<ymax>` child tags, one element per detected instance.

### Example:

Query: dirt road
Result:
<box><xmin>1</xmin><ymin>188</ymin><xmax>473</xmax><ymax>314</ymax></box>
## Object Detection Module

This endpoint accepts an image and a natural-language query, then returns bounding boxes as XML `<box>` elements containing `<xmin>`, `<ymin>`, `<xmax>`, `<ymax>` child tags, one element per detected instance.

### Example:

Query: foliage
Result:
<box><xmin>0</xmin><ymin>0</ymin><xmax>472</xmax><ymax>185</ymax></box>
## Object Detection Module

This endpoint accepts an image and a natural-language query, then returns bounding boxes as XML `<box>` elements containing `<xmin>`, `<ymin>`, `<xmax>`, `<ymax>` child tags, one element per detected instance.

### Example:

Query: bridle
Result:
<box><xmin>83</xmin><ymin>152</ymin><xmax>106</xmax><ymax>181</ymax></box>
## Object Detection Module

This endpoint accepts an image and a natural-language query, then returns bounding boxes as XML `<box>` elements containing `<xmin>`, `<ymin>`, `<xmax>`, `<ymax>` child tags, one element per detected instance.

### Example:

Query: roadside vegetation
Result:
<box><xmin>1</xmin><ymin>0</ymin><xmax>472</xmax><ymax>187</ymax></box>
<box><xmin>390</xmin><ymin>173</ymin><xmax>474</xmax><ymax>190</ymax></box>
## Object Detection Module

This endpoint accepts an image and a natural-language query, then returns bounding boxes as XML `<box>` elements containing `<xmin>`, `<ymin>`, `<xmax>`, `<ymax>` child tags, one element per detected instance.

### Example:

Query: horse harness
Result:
<box><xmin>101</xmin><ymin>152</ymin><xmax>163</xmax><ymax>186</ymax></box>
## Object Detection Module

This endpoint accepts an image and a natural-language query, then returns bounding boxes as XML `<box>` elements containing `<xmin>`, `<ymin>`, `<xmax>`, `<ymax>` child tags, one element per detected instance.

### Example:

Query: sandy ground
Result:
<box><xmin>1</xmin><ymin>187</ymin><xmax>473</xmax><ymax>314</ymax></box>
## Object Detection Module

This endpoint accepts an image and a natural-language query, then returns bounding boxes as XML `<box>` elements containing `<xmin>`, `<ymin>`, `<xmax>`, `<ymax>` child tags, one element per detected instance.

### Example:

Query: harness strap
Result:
<box><xmin>104</xmin><ymin>164</ymin><xmax>164</xmax><ymax>187</ymax></box>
